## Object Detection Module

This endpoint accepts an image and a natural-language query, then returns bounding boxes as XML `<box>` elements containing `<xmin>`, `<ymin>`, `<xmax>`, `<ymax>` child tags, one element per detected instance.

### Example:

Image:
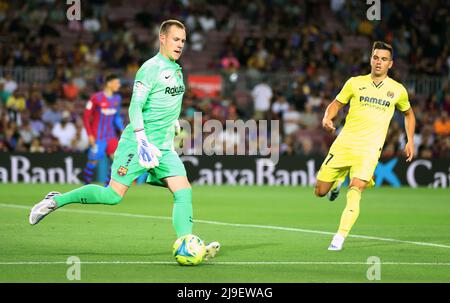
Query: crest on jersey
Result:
<box><xmin>117</xmin><ymin>166</ymin><xmax>128</xmax><ymax>176</ymax></box>
<box><xmin>176</xmin><ymin>70</ymin><xmax>182</xmax><ymax>79</ymax></box>
<box><xmin>387</xmin><ymin>91</ymin><xmax>394</xmax><ymax>98</ymax></box>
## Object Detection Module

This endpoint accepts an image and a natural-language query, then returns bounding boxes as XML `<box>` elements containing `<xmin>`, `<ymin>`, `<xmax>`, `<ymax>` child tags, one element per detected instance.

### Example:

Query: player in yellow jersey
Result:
<box><xmin>314</xmin><ymin>41</ymin><xmax>416</xmax><ymax>250</ymax></box>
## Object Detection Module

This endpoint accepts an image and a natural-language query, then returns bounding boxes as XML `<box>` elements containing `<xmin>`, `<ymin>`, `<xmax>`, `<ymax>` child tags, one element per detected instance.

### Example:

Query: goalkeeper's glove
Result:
<box><xmin>174</xmin><ymin>120</ymin><xmax>181</xmax><ymax>136</ymax></box>
<box><xmin>135</xmin><ymin>129</ymin><xmax>162</xmax><ymax>169</ymax></box>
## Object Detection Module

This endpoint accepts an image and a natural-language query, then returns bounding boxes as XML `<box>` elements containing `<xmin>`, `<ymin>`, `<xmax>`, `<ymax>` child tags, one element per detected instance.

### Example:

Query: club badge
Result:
<box><xmin>117</xmin><ymin>166</ymin><xmax>128</xmax><ymax>176</ymax></box>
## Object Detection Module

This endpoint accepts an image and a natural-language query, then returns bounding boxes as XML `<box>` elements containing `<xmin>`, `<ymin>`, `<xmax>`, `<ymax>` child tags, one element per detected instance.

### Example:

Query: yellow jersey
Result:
<box><xmin>331</xmin><ymin>74</ymin><xmax>410</xmax><ymax>154</ymax></box>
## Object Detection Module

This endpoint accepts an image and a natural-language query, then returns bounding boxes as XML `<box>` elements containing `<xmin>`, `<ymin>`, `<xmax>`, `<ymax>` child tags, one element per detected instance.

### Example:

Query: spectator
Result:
<box><xmin>271</xmin><ymin>95</ymin><xmax>289</xmax><ymax>119</ymax></box>
<box><xmin>289</xmin><ymin>86</ymin><xmax>307</xmax><ymax>111</ymax></box>
<box><xmin>282</xmin><ymin>104</ymin><xmax>301</xmax><ymax>136</ymax></box>
<box><xmin>71</xmin><ymin>120</ymin><xmax>89</xmax><ymax>152</ymax></box>
<box><xmin>280</xmin><ymin>134</ymin><xmax>295</xmax><ymax>155</ymax></box>
<box><xmin>418</xmin><ymin>145</ymin><xmax>433</xmax><ymax>159</ymax></box>
<box><xmin>6</xmin><ymin>89</ymin><xmax>25</xmax><ymax>111</ymax></box>
<box><xmin>19</xmin><ymin>120</ymin><xmax>38</xmax><ymax>149</ymax></box>
<box><xmin>38</xmin><ymin>17</ymin><xmax>60</xmax><ymax>37</ymax></box>
<box><xmin>198</xmin><ymin>9</ymin><xmax>216</xmax><ymax>32</ymax></box>
<box><xmin>42</xmin><ymin>82</ymin><xmax>59</xmax><ymax>105</ymax></box>
<box><xmin>0</xmin><ymin>137</ymin><xmax>8</xmax><ymax>151</ymax></box>
<box><xmin>299</xmin><ymin>137</ymin><xmax>314</xmax><ymax>156</ymax></box>
<box><xmin>51</xmin><ymin>110</ymin><xmax>76</xmax><ymax>149</ymax></box>
<box><xmin>83</xmin><ymin>13</ymin><xmax>101</xmax><ymax>32</ymax></box>
<box><xmin>3</xmin><ymin>123</ymin><xmax>18</xmax><ymax>151</ymax></box>
<box><xmin>6</xmin><ymin>89</ymin><xmax>26</xmax><ymax>124</ymax></box>
<box><xmin>299</xmin><ymin>103</ymin><xmax>319</xmax><ymax>130</ymax></box>
<box><xmin>62</xmin><ymin>78</ymin><xmax>79</xmax><ymax>101</ymax></box>
<box><xmin>221</xmin><ymin>50</ymin><xmax>240</xmax><ymax>72</ymax></box>
<box><xmin>434</xmin><ymin>112</ymin><xmax>450</xmax><ymax>136</ymax></box>
<box><xmin>306</xmin><ymin>88</ymin><xmax>323</xmax><ymax>110</ymax></box>
<box><xmin>331</xmin><ymin>0</ymin><xmax>346</xmax><ymax>14</ymax></box>
<box><xmin>27</xmin><ymin>91</ymin><xmax>44</xmax><ymax>120</ymax></box>
<box><xmin>190</xmin><ymin>28</ymin><xmax>205</xmax><ymax>52</ymax></box>
<box><xmin>42</xmin><ymin>102</ymin><xmax>62</xmax><ymax>125</ymax></box>
<box><xmin>1</xmin><ymin>73</ymin><xmax>18</xmax><ymax>94</ymax></box>
<box><xmin>251</xmin><ymin>79</ymin><xmax>273</xmax><ymax>120</ymax></box>
<box><xmin>30</xmin><ymin>137</ymin><xmax>45</xmax><ymax>153</ymax></box>
<box><xmin>30</xmin><ymin>118</ymin><xmax>45</xmax><ymax>136</ymax></box>
<box><xmin>0</xmin><ymin>82</ymin><xmax>11</xmax><ymax>105</ymax></box>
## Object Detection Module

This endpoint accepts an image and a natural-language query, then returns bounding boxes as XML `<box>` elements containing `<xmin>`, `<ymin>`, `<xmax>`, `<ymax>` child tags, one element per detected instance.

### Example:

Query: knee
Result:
<box><xmin>106</xmin><ymin>184</ymin><xmax>126</xmax><ymax>205</ymax></box>
<box><xmin>314</xmin><ymin>186</ymin><xmax>327</xmax><ymax>197</ymax></box>
<box><xmin>109</xmin><ymin>194</ymin><xmax>123</xmax><ymax>205</ymax></box>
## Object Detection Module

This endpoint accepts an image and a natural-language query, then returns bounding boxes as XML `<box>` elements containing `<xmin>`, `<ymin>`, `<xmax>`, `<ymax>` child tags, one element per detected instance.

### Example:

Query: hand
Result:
<box><xmin>174</xmin><ymin>120</ymin><xmax>181</xmax><ymax>136</ymax></box>
<box><xmin>88</xmin><ymin>135</ymin><xmax>95</xmax><ymax>147</ymax></box>
<box><xmin>322</xmin><ymin>118</ymin><xmax>336</xmax><ymax>133</ymax></box>
<box><xmin>135</xmin><ymin>129</ymin><xmax>162</xmax><ymax>169</ymax></box>
<box><xmin>404</xmin><ymin>141</ymin><xmax>414</xmax><ymax>162</ymax></box>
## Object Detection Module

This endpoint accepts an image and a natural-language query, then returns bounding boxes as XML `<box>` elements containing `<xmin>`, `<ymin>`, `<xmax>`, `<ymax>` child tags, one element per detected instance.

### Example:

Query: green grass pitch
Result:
<box><xmin>0</xmin><ymin>184</ymin><xmax>449</xmax><ymax>282</ymax></box>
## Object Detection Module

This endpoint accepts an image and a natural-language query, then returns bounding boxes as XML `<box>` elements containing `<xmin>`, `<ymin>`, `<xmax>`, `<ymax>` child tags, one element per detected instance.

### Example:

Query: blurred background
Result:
<box><xmin>0</xmin><ymin>0</ymin><xmax>448</xmax><ymax>185</ymax></box>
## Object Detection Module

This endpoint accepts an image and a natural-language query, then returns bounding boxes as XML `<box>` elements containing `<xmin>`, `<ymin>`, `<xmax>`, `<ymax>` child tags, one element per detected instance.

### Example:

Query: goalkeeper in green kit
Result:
<box><xmin>29</xmin><ymin>20</ymin><xmax>220</xmax><ymax>260</ymax></box>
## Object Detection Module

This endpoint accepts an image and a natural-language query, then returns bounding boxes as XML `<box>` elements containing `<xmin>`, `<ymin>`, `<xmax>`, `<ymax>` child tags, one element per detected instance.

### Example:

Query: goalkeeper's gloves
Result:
<box><xmin>174</xmin><ymin>120</ymin><xmax>181</xmax><ymax>136</ymax></box>
<box><xmin>135</xmin><ymin>129</ymin><xmax>162</xmax><ymax>169</ymax></box>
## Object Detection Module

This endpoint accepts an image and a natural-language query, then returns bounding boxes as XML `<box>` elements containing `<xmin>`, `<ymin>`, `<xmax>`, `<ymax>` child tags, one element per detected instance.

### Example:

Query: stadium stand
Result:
<box><xmin>0</xmin><ymin>0</ymin><xmax>448</xmax><ymax>158</ymax></box>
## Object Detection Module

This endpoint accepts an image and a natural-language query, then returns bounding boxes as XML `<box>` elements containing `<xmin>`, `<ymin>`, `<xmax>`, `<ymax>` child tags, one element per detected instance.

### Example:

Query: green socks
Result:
<box><xmin>53</xmin><ymin>184</ymin><xmax>193</xmax><ymax>238</ymax></box>
<box><xmin>172</xmin><ymin>188</ymin><xmax>193</xmax><ymax>238</ymax></box>
<box><xmin>54</xmin><ymin>185</ymin><xmax>123</xmax><ymax>208</ymax></box>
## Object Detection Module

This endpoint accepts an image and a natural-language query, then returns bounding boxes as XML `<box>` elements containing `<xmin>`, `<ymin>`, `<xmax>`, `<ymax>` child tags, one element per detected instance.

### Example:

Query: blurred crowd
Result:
<box><xmin>0</xmin><ymin>0</ymin><xmax>449</xmax><ymax>158</ymax></box>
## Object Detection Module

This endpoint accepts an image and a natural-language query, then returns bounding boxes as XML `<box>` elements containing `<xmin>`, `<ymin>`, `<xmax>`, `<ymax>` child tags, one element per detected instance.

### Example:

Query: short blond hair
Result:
<box><xmin>159</xmin><ymin>19</ymin><xmax>185</xmax><ymax>36</ymax></box>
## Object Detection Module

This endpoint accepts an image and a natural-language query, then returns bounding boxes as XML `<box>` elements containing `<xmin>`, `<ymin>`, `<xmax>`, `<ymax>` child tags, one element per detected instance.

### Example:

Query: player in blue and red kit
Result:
<box><xmin>82</xmin><ymin>74</ymin><xmax>124</xmax><ymax>185</ymax></box>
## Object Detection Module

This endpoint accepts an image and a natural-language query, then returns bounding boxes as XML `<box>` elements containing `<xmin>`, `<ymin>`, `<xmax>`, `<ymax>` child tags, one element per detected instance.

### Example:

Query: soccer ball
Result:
<box><xmin>172</xmin><ymin>234</ymin><xmax>206</xmax><ymax>266</ymax></box>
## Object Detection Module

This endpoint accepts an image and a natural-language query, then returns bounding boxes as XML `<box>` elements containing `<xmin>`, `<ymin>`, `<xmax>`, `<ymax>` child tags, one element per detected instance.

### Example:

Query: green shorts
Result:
<box><xmin>110</xmin><ymin>137</ymin><xmax>186</xmax><ymax>187</ymax></box>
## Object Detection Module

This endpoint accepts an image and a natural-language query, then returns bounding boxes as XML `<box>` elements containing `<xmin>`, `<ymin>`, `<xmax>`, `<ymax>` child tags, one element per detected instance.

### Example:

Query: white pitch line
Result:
<box><xmin>2</xmin><ymin>203</ymin><xmax>450</xmax><ymax>249</ymax></box>
<box><xmin>0</xmin><ymin>261</ymin><xmax>449</xmax><ymax>266</ymax></box>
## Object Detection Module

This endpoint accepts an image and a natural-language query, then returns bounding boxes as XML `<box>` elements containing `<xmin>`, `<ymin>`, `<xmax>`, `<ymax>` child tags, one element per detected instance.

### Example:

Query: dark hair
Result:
<box><xmin>372</xmin><ymin>41</ymin><xmax>393</xmax><ymax>58</ymax></box>
<box><xmin>159</xmin><ymin>19</ymin><xmax>185</xmax><ymax>36</ymax></box>
<box><xmin>105</xmin><ymin>74</ymin><xmax>119</xmax><ymax>83</ymax></box>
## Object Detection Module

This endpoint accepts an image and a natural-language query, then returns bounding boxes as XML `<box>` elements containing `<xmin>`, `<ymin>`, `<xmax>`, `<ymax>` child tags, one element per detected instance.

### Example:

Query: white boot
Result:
<box><xmin>204</xmin><ymin>241</ymin><xmax>221</xmax><ymax>261</ymax></box>
<box><xmin>328</xmin><ymin>234</ymin><xmax>345</xmax><ymax>251</ymax></box>
<box><xmin>29</xmin><ymin>192</ymin><xmax>60</xmax><ymax>225</ymax></box>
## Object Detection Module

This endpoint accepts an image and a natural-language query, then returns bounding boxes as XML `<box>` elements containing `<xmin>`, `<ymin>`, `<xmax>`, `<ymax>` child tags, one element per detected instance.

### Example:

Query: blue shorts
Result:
<box><xmin>87</xmin><ymin>138</ymin><xmax>119</xmax><ymax>161</ymax></box>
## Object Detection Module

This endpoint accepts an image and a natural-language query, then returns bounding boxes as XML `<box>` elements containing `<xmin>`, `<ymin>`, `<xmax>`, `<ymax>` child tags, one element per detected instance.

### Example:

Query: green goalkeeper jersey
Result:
<box><xmin>121</xmin><ymin>52</ymin><xmax>185</xmax><ymax>150</ymax></box>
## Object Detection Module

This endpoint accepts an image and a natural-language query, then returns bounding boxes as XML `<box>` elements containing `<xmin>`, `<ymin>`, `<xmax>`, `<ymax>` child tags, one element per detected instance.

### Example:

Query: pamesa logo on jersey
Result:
<box><xmin>165</xmin><ymin>85</ymin><xmax>185</xmax><ymax>96</ymax></box>
<box><xmin>359</xmin><ymin>95</ymin><xmax>391</xmax><ymax>108</ymax></box>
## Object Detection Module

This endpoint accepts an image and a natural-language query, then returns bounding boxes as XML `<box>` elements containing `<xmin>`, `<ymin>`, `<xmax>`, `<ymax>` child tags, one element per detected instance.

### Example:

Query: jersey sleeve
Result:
<box><xmin>128</xmin><ymin>63</ymin><xmax>158</xmax><ymax>130</ymax></box>
<box><xmin>335</xmin><ymin>77</ymin><xmax>354</xmax><ymax>104</ymax></box>
<box><xmin>395</xmin><ymin>86</ymin><xmax>411</xmax><ymax>112</ymax></box>
<box><xmin>83</xmin><ymin>95</ymin><xmax>96</xmax><ymax>137</ymax></box>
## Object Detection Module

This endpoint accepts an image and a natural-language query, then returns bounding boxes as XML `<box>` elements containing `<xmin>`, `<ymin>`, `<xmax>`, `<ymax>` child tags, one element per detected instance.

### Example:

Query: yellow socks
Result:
<box><xmin>337</xmin><ymin>186</ymin><xmax>361</xmax><ymax>238</ymax></box>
